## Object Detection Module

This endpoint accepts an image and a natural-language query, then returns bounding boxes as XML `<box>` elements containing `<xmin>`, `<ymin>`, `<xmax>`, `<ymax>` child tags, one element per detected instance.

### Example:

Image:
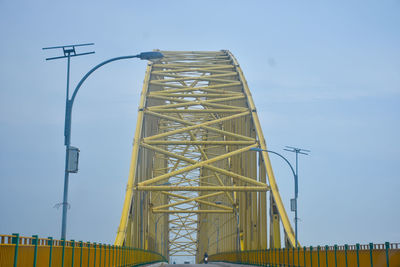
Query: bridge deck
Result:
<box><xmin>152</xmin><ymin>263</ymin><xmax>253</xmax><ymax>267</ymax></box>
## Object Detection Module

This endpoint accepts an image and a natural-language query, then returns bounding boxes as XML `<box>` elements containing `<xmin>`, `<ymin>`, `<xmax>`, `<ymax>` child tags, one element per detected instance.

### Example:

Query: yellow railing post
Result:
<box><xmin>62</xmin><ymin>239</ymin><xmax>66</xmax><ymax>267</ymax></box>
<box><xmin>71</xmin><ymin>240</ymin><xmax>75</xmax><ymax>267</ymax></box>
<box><xmin>87</xmin><ymin>242</ymin><xmax>91</xmax><ymax>267</ymax></box>
<box><xmin>79</xmin><ymin>241</ymin><xmax>83</xmax><ymax>267</ymax></box>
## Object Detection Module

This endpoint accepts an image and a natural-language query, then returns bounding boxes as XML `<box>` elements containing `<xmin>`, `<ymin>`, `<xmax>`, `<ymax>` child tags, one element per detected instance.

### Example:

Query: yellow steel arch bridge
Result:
<box><xmin>1</xmin><ymin>50</ymin><xmax>399</xmax><ymax>267</ymax></box>
<box><xmin>115</xmin><ymin>50</ymin><xmax>295</xmax><ymax>261</ymax></box>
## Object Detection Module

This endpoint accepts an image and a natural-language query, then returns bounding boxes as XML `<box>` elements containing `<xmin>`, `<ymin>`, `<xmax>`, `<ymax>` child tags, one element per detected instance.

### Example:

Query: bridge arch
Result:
<box><xmin>115</xmin><ymin>50</ymin><xmax>295</xmax><ymax>262</ymax></box>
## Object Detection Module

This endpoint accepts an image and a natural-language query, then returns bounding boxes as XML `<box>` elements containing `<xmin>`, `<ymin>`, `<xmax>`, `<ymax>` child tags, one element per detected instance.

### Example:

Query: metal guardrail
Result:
<box><xmin>0</xmin><ymin>233</ymin><xmax>167</xmax><ymax>267</ymax></box>
<box><xmin>208</xmin><ymin>242</ymin><xmax>400</xmax><ymax>267</ymax></box>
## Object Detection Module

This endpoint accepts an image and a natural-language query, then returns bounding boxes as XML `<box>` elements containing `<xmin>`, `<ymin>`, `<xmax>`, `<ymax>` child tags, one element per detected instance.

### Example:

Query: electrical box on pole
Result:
<box><xmin>290</xmin><ymin>198</ymin><xmax>297</xmax><ymax>212</ymax></box>
<box><xmin>67</xmin><ymin>146</ymin><xmax>80</xmax><ymax>173</ymax></box>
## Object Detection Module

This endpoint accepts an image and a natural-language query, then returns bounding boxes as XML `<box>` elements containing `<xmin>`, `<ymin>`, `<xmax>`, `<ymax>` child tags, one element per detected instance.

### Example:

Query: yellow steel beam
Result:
<box><xmin>138</xmin><ymin>144</ymin><xmax>262</xmax><ymax>186</ymax></box>
<box><xmin>177</xmin><ymin>111</ymin><xmax>236</xmax><ymax>206</ymax></box>
<box><xmin>136</xmin><ymin>186</ymin><xmax>269</xmax><ymax>191</ymax></box>
<box><xmin>151</xmin><ymin>72</ymin><xmax>238</xmax><ymax>82</ymax></box>
<box><xmin>153</xmin><ymin>210</ymin><xmax>233</xmax><ymax>213</ymax></box>
<box><xmin>153</xmin><ymin>192</ymin><xmax>226</xmax><ymax>210</ymax></box>
<box><xmin>144</xmin><ymin>141</ymin><xmax>255</xmax><ymax>145</ymax></box>
<box><xmin>147</xmin><ymin>99</ymin><xmax>246</xmax><ymax>111</ymax></box>
<box><xmin>149</xmin><ymin>93</ymin><xmax>240</xmax><ymax>98</ymax></box>
<box><xmin>150</xmin><ymin>86</ymin><xmax>242</xmax><ymax>94</ymax></box>
<box><xmin>141</xmin><ymin>144</ymin><xmax>264</xmax><ymax>187</ymax></box>
<box><xmin>143</xmin><ymin>111</ymin><xmax>251</xmax><ymax>141</ymax></box>
<box><xmin>146</xmin><ymin>93</ymin><xmax>245</xmax><ymax>108</ymax></box>
<box><xmin>161</xmin><ymin>191</ymin><xmax>230</xmax><ymax>208</ymax></box>
<box><xmin>152</xmin><ymin>71</ymin><xmax>237</xmax><ymax>78</ymax></box>
<box><xmin>147</xmin><ymin>94</ymin><xmax>188</xmax><ymax>103</ymax></box>
<box><xmin>153</xmin><ymin>67</ymin><xmax>235</xmax><ymax>74</ymax></box>
<box><xmin>147</xmin><ymin>108</ymin><xmax>245</xmax><ymax>113</ymax></box>
<box><xmin>153</xmin><ymin>63</ymin><xmax>232</xmax><ymax>67</ymax></box>
<box><xmin>145</xmin><ymin>110</ymin><xmax>254</xmax><ymax>141</ymax></box>
<box><xmin>153</xmin><ymin>77</ymin><xmax>240</xmax><ymax>84</ymax></box>
<box><xmin>114</xmin><ymin>62</ymin><xmax>152</xmax><ymax>246</ymax></box>
<box><xmin>149</xmin><ymin>81</ymin><xmax>241</xmax><ymax>90</ymax></box>
<box><xmin>227</xmin><ymin>50</ymin><xmax>296</xmax><ymax>247</ymax></box>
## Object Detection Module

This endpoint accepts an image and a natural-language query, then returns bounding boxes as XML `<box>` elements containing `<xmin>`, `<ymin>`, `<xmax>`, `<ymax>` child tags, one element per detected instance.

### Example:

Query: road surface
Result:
<box><xmin>149</xmin><ymin>262</ymin><xmax>258</xmax><ymax>267</ymax></box>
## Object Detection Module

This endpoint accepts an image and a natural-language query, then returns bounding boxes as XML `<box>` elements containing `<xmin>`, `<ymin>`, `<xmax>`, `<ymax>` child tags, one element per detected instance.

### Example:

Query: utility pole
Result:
<box><xmin>284</xmin><ymin>146</ymin><xmax>310</xmax><ymax>247</ymax></box>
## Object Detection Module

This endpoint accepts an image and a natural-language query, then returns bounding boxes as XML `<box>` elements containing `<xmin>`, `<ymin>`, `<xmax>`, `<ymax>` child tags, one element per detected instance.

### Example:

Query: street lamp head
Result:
<box><xmin>137</xmin><ymin>51</ymin><xmax>164</xmax><ymax>61</ymax></box>
<box><xmin>249</xmin><ymin>147</ymin><xmax>263</xmax><ymax>152</ymax></box>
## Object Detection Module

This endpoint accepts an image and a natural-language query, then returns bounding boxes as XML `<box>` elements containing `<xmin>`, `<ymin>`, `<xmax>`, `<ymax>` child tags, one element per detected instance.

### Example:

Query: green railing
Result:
<box><xmin>0</xmin><ymin>233</ymin><xmax>167</xmax><ymax>267</ymax></box>
<box><xmin>208</xmin><ymin>242</ymin><xmax>400</xmax><ymax>267</ymax></box>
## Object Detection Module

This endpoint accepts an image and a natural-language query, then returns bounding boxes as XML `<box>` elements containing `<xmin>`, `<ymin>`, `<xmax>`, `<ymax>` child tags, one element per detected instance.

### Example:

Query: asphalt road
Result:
<box><xmin>149</xmin><ymin>262</ymin><xmax>258</xmax><ymax>267</ymax></box>
<box><xmin>164</xmin><ymin>265</ymin><xmax>221</xmax><ymax>267</ymax></box>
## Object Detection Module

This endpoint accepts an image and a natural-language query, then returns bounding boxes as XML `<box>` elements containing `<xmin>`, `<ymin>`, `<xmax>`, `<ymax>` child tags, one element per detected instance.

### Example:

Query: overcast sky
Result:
<box><xmin>0</xmin><ymin>0</ymin><xmax>399</xmax><ymax>259</ymax></box>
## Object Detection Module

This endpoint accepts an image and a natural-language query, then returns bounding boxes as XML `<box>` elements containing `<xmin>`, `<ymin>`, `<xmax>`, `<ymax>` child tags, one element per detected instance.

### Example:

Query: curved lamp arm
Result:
<box><xmin>250</xmin><ymin>147</ymin><xmax>296</xmax><ymax>180</ymax></box>
<box><xmin>265</xmin><ymin>150</ymin><xmax>296</xmax><ymax>180</ymax></box>
<box><xmin>70</xmin><ymin>55</ymin><xmax>138</xmax><ymax>106</ymax></box>
<box><xmin>64</xmin><ymin>51</ymin><xmax>163</xmax><ymax>145</ymax></box>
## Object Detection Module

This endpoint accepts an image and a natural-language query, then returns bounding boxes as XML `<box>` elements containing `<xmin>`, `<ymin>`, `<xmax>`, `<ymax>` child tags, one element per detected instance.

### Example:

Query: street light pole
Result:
<box><xmin>202</xmin><ymin>218</ymin><xmax>220</xmax><ymax>253</ymax></box>
<box><xmin>153</xmin><ymin>182</ymin><xmax>171</xmax><ymax>252</ymax></box>
<box><xmin>283</xmin><ymin>146</ymin><xmax>309</xmax><ymax>248</ymax></box>
<box><xmin>214</xmin><ymin>201</ymin><xmax>240</xmax><ymax>251</ymax></box>
<box><xmin>44</xmin><ymin>47</ymin><xmax>163</xmax><ymax>240</ymax></box>
<box><xmin>155</xmin><ymin>213</ymin><xmax>167</xmax><ymax>252</ymax></box>
<box><xmin>250</xmin><ymin>146</ymin><xmax>309</xmax><ymax>247</ymax></box>
<box><xmin>43</xmin><ymin>43</ymin><xmax>95</xmax><ymax>240</ymax></box>
<box><xmin>215</xmin><ymin>218</ymin><xmax>220</xmax><ymax>253</ymax></box>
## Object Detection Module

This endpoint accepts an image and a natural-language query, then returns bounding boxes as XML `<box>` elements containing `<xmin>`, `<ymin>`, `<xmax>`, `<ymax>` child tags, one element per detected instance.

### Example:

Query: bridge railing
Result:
<box><xmin>208</xmin><ymin>242</ymin><xmax>400</xmax><ymax>267</ymax></box>
<box><xmin>0</xmin><ymin>233</ymin><xmax>167</xmax><ymax>267</ymax></box>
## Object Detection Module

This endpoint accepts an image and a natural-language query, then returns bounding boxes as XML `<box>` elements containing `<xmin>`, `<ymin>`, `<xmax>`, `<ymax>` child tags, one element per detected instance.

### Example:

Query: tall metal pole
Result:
<box><xmin>61</xmin><ymin>53</ymin><xmax>72</xmax><ymax>240</ymax></box>
<box><xmin>215</xmin><ymin>201</ymin><xmax>240</xmax><ymax>251</ymax></box>
<box><xmin>295</xmin><ymin>151</ymin><xmax>298</xmax><ymax>247</ymax></box>
<box><xmin>216</xmin><ymin>219</ymin><xmax>219</xmax><ymax>253</ymax></box>
<box><xmin>155</xmin><ymin>220</ymin><xmax>158</xmax><ymax>251</ymax></box>
<box><xmin>236</xmin><ymin>210</ymin><xmax>240</xmax><ymax>251</ymax></box>
<box><xmin>284</xmin><ymin>146</ymin><xmax>310</xmax><ymax>248</ymax></box>
<box><xmin>155</xmin><ymin>214</ymin><xmax>166</xmax><ymax>252</ymax></box>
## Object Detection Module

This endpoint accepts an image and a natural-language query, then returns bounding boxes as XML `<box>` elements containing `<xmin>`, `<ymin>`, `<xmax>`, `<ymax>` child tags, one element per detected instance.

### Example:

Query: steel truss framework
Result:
<box><xmin>115</xmin><ymin>51</ymin><xmax>296</xmax><ymax>262</ymax></box>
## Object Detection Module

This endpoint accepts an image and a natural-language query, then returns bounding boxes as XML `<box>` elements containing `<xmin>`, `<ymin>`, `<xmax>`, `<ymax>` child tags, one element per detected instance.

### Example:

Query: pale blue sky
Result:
<box><xmin>0</xmin><ymin>0</ymin><xmax>399</xmax><ymax>252</ymax></box>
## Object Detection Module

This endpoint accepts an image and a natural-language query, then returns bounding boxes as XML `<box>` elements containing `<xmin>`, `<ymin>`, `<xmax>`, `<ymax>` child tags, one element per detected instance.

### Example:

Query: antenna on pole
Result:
<box><xmin>42</xmin><ymin>43</ymin><xmax>95</xmax><ymax>61</ymax></box>
<box><xmin>284</xmin><ymin>146</ymin><xmax>310</xmax><ymax>155</ymax></box>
